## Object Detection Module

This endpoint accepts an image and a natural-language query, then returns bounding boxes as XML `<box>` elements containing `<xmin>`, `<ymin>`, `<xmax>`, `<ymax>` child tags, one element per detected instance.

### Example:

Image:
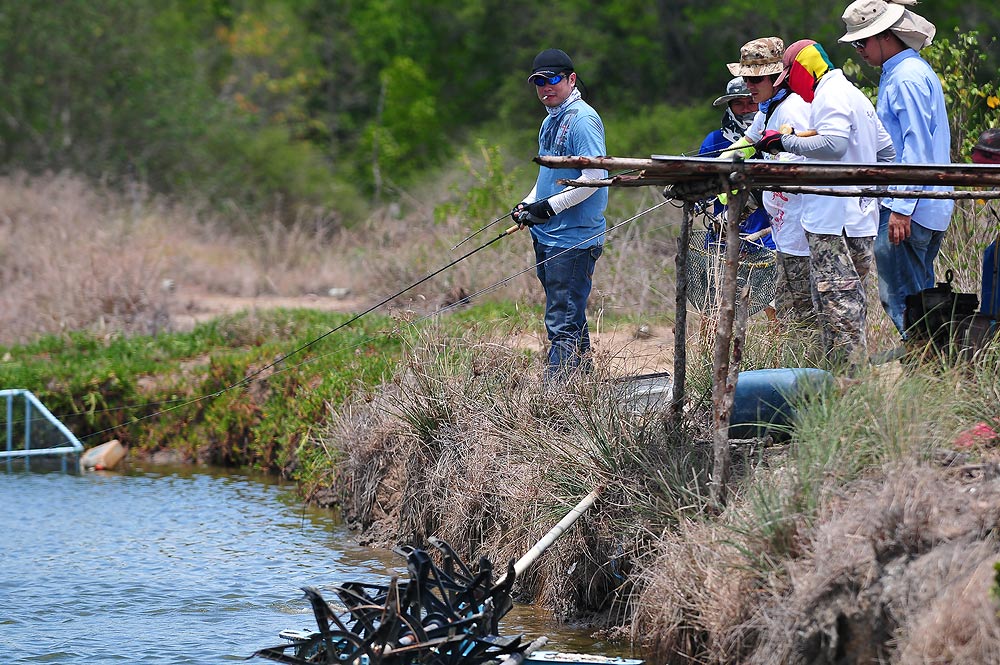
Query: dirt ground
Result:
<box><xmin>169</xmin><ymin>287</ymin><xmax>678</xmax><ymax>377</ymax></box>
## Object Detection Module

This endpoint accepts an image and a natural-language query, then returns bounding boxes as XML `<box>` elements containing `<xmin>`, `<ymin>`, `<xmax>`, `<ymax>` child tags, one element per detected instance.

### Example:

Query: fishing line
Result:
<box><xmin>63</xmin><ymin>223</ymin><xmax>522</xmax><ymax>443</ymax></box>
<box><xmin>273</xmin><ymin>198</ymin><xmax>675</xmax><ymax>369</ymax></box>
<box><xmin>447</xmin><ymin>200</ymin><xmax>673</xmax><ymax>306</ymax></box>
<box><xmin>42</xmin><ymin>197</ymin><xmax>672</xmax><ymax>443</ymax></box>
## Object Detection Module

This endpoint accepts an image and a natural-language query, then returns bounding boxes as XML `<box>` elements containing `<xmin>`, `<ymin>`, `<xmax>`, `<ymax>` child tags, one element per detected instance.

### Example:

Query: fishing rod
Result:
<box><xmin>450</xmin><ymin>169</ymin><xmax>641</xmax><ymax>250</ymax></box>
<box><xmin>451</xmin><ymin>210</ymin><xmax>521</xmax><ymax>251</ymax></box>
<box><xmin>61</xmin><ymin>195</ymin><xmax>673</xmax><ymax>443</ymax></box>
<box><xmin>684</xmin><ymin>128</ymin><xmax>820</xmax><ymax>159</ymax></box>
<box><xmin>438</xmin><ymin>199</ymin><xmax>674</xmax><ymax>307</ymax></box>
<box><xmin>235</xmin><ymin>197</ymin><xmax>675</xmax><ymax>390</ymax></box>
<box><xmin>77</xmin><ymin>221</ymin><xmax>526</xmax><ymax>444</ymax></box>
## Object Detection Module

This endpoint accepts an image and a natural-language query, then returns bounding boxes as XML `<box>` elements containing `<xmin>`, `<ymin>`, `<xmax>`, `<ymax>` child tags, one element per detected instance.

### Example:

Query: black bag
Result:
<box><xmin>957</xmin><ymin>313</ymin><xmax>1000</xmax><ymax>358</ymax></box>
<box><xmin>904</xmin><ymin>270</ymin><xmax>979</xmax><ymax>355</ymax></box>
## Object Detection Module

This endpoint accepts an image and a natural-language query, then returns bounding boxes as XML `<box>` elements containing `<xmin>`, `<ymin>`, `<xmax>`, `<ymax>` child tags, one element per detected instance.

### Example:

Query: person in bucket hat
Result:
<box><xmin>839</xmin><ymin>0</ymin><xmax>935</xmax><ymax>52</ymax></box>
<box><xmin>698</xmin><ymin>77</ymin><xmax>774</xmax><ymax>255</ymax></box>
<box><xmin>510</xmin><ymin>48</ymin><xmax>608</xmax><ymax>382</ymax></box>
<box><xmin>703</xmin><ymin>77</ymin><xmax>758</xmax><ymax>152</ymax></box>
<box><xmin>728</xmin><ymin>36</ymin><xmax>785</xmax><ymax>78</ymax></box>
<box><xmin>754</xmin><ymin>39</ymin><xmax>896</xmax><ymax>372</ymax></box>
<box><xmin>732</xmin><ymin>37</ymin><xmax>816</xmax><ymax>325</ymax></box>
<box><xmin>840</xmin><ymin>0</ymin><xmax>953</xmax><ymax>337</ymax></box>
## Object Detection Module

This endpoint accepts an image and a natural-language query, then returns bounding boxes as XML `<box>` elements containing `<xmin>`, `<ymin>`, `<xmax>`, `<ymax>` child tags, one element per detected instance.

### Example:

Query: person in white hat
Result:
<box><xmin>730</xmin><ymin>37</ymin><xmax>815</xmax><ymax>325</ymax></box>
<box><xmin>840</xmin><ymin>0</ymin><xmax>953</xmax><ymax>337</ymax></box>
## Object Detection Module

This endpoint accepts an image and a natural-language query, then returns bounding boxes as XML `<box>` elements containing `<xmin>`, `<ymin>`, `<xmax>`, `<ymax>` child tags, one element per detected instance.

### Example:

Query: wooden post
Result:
<box><xmin>671</xmin><ymin>202</ymin><xmax>693</xmax><ymax>424</ymax></box>
<box><xmin>709</xmin><ymin>188</ymin><xmax>748</xmax><ymax>508</ymax></box>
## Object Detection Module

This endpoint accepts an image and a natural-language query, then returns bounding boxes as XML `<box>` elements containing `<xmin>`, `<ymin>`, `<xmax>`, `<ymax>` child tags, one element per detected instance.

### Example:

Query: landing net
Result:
<box><xmin>686</xmin><ymin>228</ymin><xmax>777</xmax><ymax>317</ymax></box>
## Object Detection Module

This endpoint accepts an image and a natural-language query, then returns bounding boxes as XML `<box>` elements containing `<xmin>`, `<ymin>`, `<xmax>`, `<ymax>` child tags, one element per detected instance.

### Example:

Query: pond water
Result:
<box><xmin>0</xmin><ymin>464</ymin><xmax>627</xmax><ymax>664</ymax></box>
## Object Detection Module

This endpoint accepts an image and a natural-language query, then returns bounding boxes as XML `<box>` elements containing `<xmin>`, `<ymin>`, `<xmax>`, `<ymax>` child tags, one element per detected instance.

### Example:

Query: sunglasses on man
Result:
<box><xmin>531</xmin><ymin>73</ymin><xmax>566</xmax><ymax>86</ymax></box>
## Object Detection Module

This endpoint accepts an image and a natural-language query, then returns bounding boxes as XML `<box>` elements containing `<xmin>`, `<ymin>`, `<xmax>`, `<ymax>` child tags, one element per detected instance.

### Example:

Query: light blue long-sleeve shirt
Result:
<box><xmin>877</xmin><ymin>49</ymin><xmax>954</xmax><ymax>231</ymax></box>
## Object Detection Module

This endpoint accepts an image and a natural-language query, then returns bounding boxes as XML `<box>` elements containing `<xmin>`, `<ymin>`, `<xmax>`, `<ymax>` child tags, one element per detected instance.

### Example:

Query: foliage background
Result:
<box><xmin>1</xmin><ymin>0</ymin><xmax>997</xmax><ymax>225</ymax></box>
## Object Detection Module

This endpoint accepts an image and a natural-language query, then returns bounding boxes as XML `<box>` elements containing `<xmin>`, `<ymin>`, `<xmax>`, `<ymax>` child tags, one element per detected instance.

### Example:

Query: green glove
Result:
<box><xmin>718</xmin><ymin>136</ymin><xmax>756</xmax><ymax>160</ymax></box>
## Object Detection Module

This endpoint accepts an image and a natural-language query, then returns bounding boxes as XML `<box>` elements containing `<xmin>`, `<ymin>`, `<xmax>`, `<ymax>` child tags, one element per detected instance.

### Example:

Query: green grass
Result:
<box><xmin>0</xmin><ymin>308</ymin><xmax>405</xmax><ymax>473</ymax></box>
<box><xmin>0</xmin><ymin>302</ymin><xmax>573</xmax><ymax>481</ymax></box>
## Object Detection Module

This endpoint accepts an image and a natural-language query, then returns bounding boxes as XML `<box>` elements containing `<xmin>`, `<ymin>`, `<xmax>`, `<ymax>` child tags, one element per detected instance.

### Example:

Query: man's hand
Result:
<box><xmin>525</xmin><ymin>199</ymin><xmax>555</xmax><ymax>221</ymax></box>
<box><xmin>512</xmin><ymin>199</ymin><xmax>555</xmax><ymax>227</ymax></box>
<box><xmin>753</xmin><ymin>130</ymin><xmax>785</xmax><ymax>156</ymax></box>
<box><xmin>888</xmin><ymin>211</ymin><xmax>912</xmax><ymax>245</ymax></box>
<box><xmin>511</xmin><ymin>202</ymin><xmax>530</xmax><ymax>225</ymax></box>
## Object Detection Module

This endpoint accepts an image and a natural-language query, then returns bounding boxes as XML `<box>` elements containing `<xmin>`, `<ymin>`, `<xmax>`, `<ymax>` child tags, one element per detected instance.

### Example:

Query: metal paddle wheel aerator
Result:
<box><xmin>252</xmin><ymin>537</ymin><xmax>527</xmax><ymax>665</ymax></box>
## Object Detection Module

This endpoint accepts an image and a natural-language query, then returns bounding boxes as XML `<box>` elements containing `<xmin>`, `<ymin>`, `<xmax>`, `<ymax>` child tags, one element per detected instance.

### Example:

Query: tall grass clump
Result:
<box><xmin>305</xmin><ymin>318</ymin><xmax>712</xmax><ymax>622</ymax></box>
<box><xmin>631</xmin><ymin>336</ymin><xmax>1000</xmax><ymax>664</ymax></box>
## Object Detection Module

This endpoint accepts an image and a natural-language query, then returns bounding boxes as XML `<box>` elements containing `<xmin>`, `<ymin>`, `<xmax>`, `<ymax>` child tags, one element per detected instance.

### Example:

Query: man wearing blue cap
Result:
<box><xmin>512</xmin><ymin>48</ymin><xmax>608</xmax><ymax>381</ymax></box>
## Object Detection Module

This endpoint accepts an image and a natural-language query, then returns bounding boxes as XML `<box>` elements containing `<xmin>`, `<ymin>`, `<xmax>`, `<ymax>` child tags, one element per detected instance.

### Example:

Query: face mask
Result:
<box><xmin>786</xmin><ymin>43</ymin><xmax>834</xmax><ymax>103</ymax></box>
<box><xmin>721</xmin><ymin>106</ymin><xmax>754</xmax><ymax>144</ymax></box>
<box><xmin>788</xmin><ymin>62</ymin><xmax>817</xmax><ymax>103</ymax></box>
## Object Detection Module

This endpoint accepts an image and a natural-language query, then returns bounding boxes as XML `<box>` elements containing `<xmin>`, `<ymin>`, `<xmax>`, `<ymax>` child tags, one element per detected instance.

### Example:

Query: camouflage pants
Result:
<box><xmin>774</xmin><ymin>252</ymin><xmax>814</xmax><ymax>323</ymax></box>
<box><xmin>846</xmin><ymin>234</ymin><xmax>874</xmax><ymax>335</ymax></box>
<box><xmin>806</xmin><ymin>231</ymin><xmax>874</xmax><ymax>371</ymax></box>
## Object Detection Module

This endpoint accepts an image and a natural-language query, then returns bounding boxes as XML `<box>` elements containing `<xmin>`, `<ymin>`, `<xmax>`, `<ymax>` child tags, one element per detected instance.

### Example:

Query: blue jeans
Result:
<box><xmin>533</xmin><ymin>241</ymin><xmax>603</xmax><ymax>380</ymax></box>
<box><xmin>875</xmin><ymin>207</ymin><xmax>945</xmax><ymax>335</ymax></box>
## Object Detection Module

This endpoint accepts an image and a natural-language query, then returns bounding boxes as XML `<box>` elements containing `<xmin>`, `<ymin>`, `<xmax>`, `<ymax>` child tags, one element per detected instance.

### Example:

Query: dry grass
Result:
<box><xmin>631</xmin><ymin>460</ymin><xmax>1000</xmax><ymax>665</ymax></box>
<box><xmin>630</xmin><ymin>337</ymin><xmax>1000</xmax><ymax>664</ymax></box>
<box><xmin>0</xmin><ymin>171</ymin><xmax>682</xmax><ymax>346</ymax></box>
<box><xmin>0</xmin><ymin>173</ymin><xmax>169</xmax><ymax>342</ymax></box>
<box><xmin>742</xmin><ymin>464</ymin><xmax>1000</xmax><ymax>665</ymax></box>
<box><xmin>0</xmin><ymin>172</ymin><xmax>365</xmax><ymax>344</ymax></box>
<box><xmin>631</xmin><ymin>515</ymin><xmax>762</xmax><ymax>664</ymax></box>
<box><xmin>306</xmin><ymin>322</ymin><xmax>711</xmax><ymax>624</ymax></box>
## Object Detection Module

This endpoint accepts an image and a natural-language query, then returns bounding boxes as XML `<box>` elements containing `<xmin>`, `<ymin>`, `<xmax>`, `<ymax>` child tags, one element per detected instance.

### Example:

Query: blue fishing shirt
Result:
<box><xmin>531</xmin><ymin>99</ymin><xmax>608</xmax><ymax>249</ymax></box>
<box><xmin>877</xmin><ymin>49</ymin><xmax>954</xmax><ymax>231</ymax></box>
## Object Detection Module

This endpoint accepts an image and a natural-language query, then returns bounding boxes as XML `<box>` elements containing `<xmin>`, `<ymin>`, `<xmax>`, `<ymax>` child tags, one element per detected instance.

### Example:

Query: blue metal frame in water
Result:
<box><xmin>1</xmin><ymin>388</ymin><xmax>84</xmax><ymax>471</ymax></box>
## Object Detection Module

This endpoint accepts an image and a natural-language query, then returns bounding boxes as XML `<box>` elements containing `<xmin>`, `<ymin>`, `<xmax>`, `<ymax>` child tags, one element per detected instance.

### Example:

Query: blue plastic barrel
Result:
<box><xmin>728</xmin><ymin>368</ymin><xmax>833</xmax><ymax>439</ymax></box>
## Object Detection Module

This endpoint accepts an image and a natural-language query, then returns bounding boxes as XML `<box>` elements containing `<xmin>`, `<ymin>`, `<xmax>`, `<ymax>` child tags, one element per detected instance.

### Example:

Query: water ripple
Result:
<box><xmin>0</xmin><ymin>465</ymin><xmax>603</xmax><ymax>664</ymax></box>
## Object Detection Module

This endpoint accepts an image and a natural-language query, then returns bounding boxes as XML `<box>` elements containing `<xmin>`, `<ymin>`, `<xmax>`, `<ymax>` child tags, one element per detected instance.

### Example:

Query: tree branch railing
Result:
<box><xmin>535</xmin><ymin>154</ymin><xmax>1000</xmax><ymax>508</ymax></box>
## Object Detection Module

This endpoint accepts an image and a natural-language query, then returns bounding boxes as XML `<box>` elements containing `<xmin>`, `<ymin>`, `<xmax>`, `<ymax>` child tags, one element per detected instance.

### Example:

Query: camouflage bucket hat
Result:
<box><xmin>727</xmin><ymin>37</ymin><xmax>785</xmax><ymax>77</ymax></box>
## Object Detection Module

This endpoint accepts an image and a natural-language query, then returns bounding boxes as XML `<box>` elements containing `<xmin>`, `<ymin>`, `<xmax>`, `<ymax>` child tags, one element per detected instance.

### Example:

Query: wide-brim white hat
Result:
<box><xmin>839</xmin><ymin>0</ymin><xmax>905</xmax><ymax>43</ymax></box>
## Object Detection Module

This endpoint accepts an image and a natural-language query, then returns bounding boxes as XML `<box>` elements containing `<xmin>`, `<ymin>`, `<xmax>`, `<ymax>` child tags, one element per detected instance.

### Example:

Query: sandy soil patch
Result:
<box><xmin>171</xmin><ymin>288</ymin><xmax>677</xmax><ymax>376</ymax></box>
